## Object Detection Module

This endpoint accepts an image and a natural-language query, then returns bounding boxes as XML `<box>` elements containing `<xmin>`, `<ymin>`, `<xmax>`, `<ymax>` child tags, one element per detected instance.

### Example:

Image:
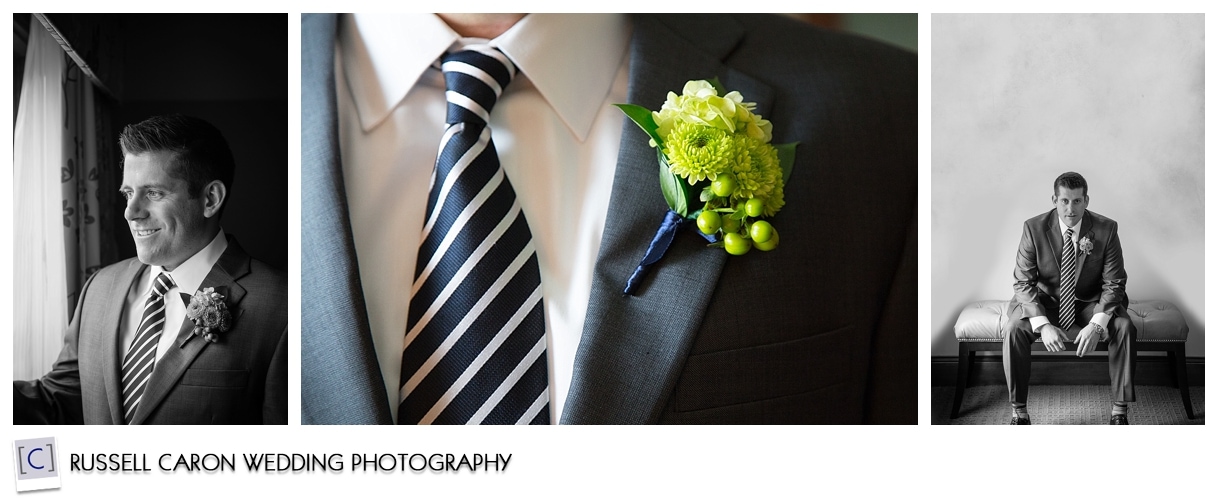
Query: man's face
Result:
<box><xmin>1053</xmin><ymin>186</ymin><xmax>1088</xmax><ymax>228</ymax></box>
<box><xmin>120</xmin><ymin>150</ymin><xmax>211</xmax><ymax>270</ymax></box>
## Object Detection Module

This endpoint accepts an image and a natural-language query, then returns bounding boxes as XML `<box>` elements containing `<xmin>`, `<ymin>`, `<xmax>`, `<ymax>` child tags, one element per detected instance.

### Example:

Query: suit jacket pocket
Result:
<box><xmin>178</xmin><ymin>369</ymin><xmax>250</xmax><ymax>388</ymax></box>
<box><xmin>673</xmin><ymin>325</ymin><xmax>852</xmax><ymax>412</ymax></box>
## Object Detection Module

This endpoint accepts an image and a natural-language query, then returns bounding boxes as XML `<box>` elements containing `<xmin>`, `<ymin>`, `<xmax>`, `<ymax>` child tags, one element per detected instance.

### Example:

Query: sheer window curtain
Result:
<box><xmin>13</xmin><ymin>16</ymin><xmax>107</xmax><ymax>380</ymax></box>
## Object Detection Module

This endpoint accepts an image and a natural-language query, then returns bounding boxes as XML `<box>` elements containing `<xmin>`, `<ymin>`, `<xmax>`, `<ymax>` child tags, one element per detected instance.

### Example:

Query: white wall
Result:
<box><xmin>931</xmin><ymin>14</ymin><xmax>1204</xmax><ymax>357</ymax></box>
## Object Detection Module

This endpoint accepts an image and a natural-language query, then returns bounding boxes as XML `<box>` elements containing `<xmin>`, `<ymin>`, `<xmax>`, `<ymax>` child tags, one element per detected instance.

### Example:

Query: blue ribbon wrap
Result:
<box><xmin>623</xmin><ymin>210</ymin><xmax>718</xmax><ymax>295</ymax></box>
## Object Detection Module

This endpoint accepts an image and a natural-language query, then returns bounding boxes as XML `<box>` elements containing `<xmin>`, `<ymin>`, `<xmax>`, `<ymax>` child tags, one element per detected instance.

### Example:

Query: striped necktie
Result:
<box><xmin>1058</xmin><ymin>227</ymin><xmax>1078</xmax><ymax>328</ymax></box>
<box><xmin>398</xmin><ymin>46</ymin><xmax>550</xmax><ymax>425</ymax></box>
<box><xmin>121</xmin><ymin>271</ymin><xmax>175</xmax><ymax>423</ymax></box>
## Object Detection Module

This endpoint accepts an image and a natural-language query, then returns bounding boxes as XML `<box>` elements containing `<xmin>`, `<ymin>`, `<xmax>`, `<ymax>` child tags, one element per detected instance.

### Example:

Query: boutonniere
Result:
<box><xmin>185</xmin><ymin>287</ymin><xmax>233</xmax><ymax>343</ymax></box>
<box><xmin>616</xmin><ymin>79</ymin><xmax>798</xmax><ymax>295</ymax></box>
<box><xmin>1079</xmin><ymin>235</ymin><xmax>1094</xmax><ymax>256</ymax></box>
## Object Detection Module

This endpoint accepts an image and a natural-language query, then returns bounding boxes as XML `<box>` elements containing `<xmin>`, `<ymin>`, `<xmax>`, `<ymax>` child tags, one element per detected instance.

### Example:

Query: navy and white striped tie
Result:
<box><xmin>398</xmin><ymin>47</ymin><xmax>550</xmax><ymax>425</ymax></box>
<box><xmin>121</xmin><ymin>272</ymin><xmax>175</xmax><ymax>423</ymax></box>
<box><xmin>1058</xmin><ymin>228</ymin><xmax>1078</xmax><ymax>328</ymax></box>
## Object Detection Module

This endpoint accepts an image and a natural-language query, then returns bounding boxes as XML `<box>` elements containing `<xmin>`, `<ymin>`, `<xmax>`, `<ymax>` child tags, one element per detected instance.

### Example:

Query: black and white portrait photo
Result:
<box><xmin>930</xmin><ymin>14</ymin><xmax>1203</xmax><ymax>425</ymax></box>
<box><xmin>11</xmin><ymin>14</ymin><xmax>288</xmax><ymax>424</ymax></box>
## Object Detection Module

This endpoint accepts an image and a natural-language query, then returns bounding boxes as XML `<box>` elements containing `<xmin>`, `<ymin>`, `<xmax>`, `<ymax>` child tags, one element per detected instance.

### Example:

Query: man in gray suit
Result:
<box><xmin>15</xmin><ymin>115</ymin><xmax>288</xmax><ymax>424</ymax></box>
<box><xmin>1002</xmin><ymin>172</ymin><xmax>1135</xmax><ymax>425</ymax></box>
<box><xmin>302</xmin><ymin>14</ymin><xmax>915</xmax><ymax>424</ymax></box>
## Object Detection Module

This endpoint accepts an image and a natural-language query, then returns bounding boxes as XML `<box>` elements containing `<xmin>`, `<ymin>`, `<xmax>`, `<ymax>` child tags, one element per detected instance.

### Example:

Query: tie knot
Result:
<box><xmin>1065</xmin><ymin>228</ymin><xmax>1074</xmax><ymax>238</ymax></box>
<box><xmin>151</xmin><ymin>272</ymin><xmax>176</xmax><ymax>298</ymax></box>
<box><xmin>440</xmin><ymin>47</ymin><xmax>516</xmax><ymax>126</ymax></box>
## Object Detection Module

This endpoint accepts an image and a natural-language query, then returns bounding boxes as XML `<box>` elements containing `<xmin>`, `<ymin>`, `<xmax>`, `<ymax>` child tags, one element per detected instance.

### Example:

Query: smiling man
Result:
<box><xmin>14</xmin><ymin>114</ymin><xmax>288</xmax><ymax>425</ymax></box>
<box><xmin>1002</xmin><ymin>171</ymin><xmax>1135</xmax><ymax>425</ymax></box>
<box><xmin>123</xmin><ymin>148</ymin><xmax>224</xmax><ymax>270</ymax></box>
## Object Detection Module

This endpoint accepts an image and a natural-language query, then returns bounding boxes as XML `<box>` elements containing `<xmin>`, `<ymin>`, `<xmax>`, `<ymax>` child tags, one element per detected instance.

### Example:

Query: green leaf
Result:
<box><xmin>700</xmin><ymin>185</ymin><xmax>714</xmax><ymax>203</ymax></box>
<box><xmin>657</xmin><ymin>151</ymin><xmax>689</xmax><ymax>217</ymax></box>
<box><xmin>775</xmin><ymin>142</ymin><xmax>799</xmax><ymax>185</ymax></box>
<box><xmin>687</xmin><ymin>179</ymin><xmax>711</xmax><ymax>219</ymax></box>
<box><xmin>615</xmin><ymin>104</ymin><xmax>664</xmax><ymax>149</ymax></box>
<box><xmin>707</xmin><ymin>77</ymin><xmax>728</xmax><ymax>96</ymax></box>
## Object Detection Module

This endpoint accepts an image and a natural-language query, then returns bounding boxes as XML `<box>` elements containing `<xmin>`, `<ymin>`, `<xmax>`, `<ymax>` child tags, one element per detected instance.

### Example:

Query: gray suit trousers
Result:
<box><xmin>1002</xmin><ymin>302</ymin><xmax>1137</xmax><ymax>406</ymax></box>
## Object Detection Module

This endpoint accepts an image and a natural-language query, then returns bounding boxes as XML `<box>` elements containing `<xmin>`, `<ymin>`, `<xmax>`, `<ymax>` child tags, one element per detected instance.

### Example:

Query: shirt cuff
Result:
<box><xmin>1089</xmin><ymin>312</ymin><xmax>1111</xmax><ymax>328</ymax></box>
<box><xmin>1090</xmin><ymin>313</ymin><xmax>1111</xmax><ymax>340</ymax></box>
<box><xmin>1029</xmin><ymin>316</ymin><xmax>1049</xmax><ymax>332</ymax></box>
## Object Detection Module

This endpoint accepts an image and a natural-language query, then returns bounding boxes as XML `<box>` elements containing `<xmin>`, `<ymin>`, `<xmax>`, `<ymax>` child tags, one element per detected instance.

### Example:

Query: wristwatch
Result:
<box><xmin>1090</xmin><ymin>322</ymin><xmax>1108</xmax><ymax>341</ymax></box>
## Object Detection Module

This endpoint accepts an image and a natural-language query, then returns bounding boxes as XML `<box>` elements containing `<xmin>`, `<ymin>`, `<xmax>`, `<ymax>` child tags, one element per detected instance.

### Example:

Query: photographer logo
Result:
<box><xmin>12</xmin><ymin>437</ymin><xmax>60</xmax><ymax>491</ymax></box>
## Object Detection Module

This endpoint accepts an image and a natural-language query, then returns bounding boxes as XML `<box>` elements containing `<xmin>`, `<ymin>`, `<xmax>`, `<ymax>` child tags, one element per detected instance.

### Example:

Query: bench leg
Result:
<box><xmin>951</xmin><ymin>343</ymin><xmax>972</xmax><ymax>418</ymax></box>
<box><xmin>1171</xmin><ymin>344</ymin><xmax>1195</xmax><ymax>419</ymax></box>
<box><xmin>1166</xmin><ymin>349</ymin><xmax>1179</xmax><ymax>388</ymax></box>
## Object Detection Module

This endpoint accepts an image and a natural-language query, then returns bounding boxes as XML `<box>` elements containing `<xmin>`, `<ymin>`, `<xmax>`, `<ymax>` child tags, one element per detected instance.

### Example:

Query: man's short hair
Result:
<box><xmin>1053</xmin><ymin>171</ymin><xmax>1088</xmax><ymax>198</ymax></box>
<box><xmin>119</xmin><ymin>114</ymin><xmax>235</xmax><ymax>198</ymax></box>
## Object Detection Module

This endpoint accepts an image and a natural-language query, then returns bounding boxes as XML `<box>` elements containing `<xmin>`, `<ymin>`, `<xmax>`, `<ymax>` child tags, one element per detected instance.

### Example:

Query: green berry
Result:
<box><xmin>750</xmin><ymin>220</ymin><xmax>774</xmax><ymax>243</ymax></box>
<box><xmin>745</xmin><ymin>197</ymin><xmax>764</xmax><ymax>217</ymax></box>
<box><xmin>724</xmin><ymin>233</ymin><xmax>751</xmax><ymax>255</ymax></box>
<box><xmin>696</xmin><ymin>211</ymin><xmax>721</xmax><ymax>235</ymax></box>
<box><xmin>753</xmin><ymin>228</ymin><xmax>779</xmax><ymax>251</ymax></box>
<box><xmin>721</xmin><ymin>215</ymin><xmax>740</xmax><ymax>234</ymax></box>
<box><xmin>711</xmin><ymin>174</ymin><xmax>737</xmax><ymax>198</ymax></box>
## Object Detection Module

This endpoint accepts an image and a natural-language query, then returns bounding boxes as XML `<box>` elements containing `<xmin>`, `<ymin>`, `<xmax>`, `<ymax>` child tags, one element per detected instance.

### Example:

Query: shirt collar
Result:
<box><xmin>1057</xmin><ymin>214</ymin><xmax>1082</xmax><ymax>241</ymax></box>
<box><xmin>340</xmin><ymin>13</ymin><xmax>629</xmax><ymax>141</ymax></box>
<box><xmin>152</xmin><ymin>228</ymin><xmax>228</xmax><ymax>297</ymax></box>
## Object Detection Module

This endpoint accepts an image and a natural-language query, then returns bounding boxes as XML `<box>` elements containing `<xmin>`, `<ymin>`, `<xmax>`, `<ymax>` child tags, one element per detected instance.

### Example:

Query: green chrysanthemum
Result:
<box><xmin>762</xmin><ymin>183</ymin><xmax>785</xmax><ymax>217</ymax></box>
<box><xmin>663</xmin><ymin>122</ymin><xmax>735</xmax><ymax>184</ymax></box>
<box><xmin>727</xmin><ymin>135</ymin><xmax>782</xmax><ymax>202</ymax></box>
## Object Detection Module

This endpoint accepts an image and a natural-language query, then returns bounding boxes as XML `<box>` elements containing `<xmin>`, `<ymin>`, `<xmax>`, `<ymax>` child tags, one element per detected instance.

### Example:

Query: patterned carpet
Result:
<box><xmin>931</xmin><ymin>385</ymin><xmax>1205</xmax><ymax>425</ymax></box>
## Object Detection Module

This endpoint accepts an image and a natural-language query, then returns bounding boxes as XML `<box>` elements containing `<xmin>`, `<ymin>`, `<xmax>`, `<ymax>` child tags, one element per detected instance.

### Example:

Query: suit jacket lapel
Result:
<box><xmin>102</xmin><ymin>260</ymin><xmax>145</xmax><ymax>425</ymax></box>
<box><xmin>129</xmin><ymin>238</ymin><xmax>251</xmax><ymax>425</ymax></box>
<box><xmin>1044</xmin><ymin>211</ymin><xmax>1063</xmax><ymax>279</ymax></box>
<box><xmin>1076</xmin><ymin>210</ymin><xmax>1093</xmax><ymax>275</ymax></box>
<box><xmin>300</xmin><ymin>14</ymin><xmax>393</xmax><ymax>424</ymax></box>
<box><xmin>563</xmin><ymin>15</ymin><xmax>773</xmax><ymax>424</ymax></box>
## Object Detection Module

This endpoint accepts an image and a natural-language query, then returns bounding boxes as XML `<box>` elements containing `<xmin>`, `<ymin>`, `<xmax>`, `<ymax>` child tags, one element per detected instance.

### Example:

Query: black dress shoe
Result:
<box><xmin>1109</xmin><ymin>415</ymin><xmax>1129</xmax><ymax>425</ymax></box>
<box><xmin>1010</xmin><ymin>417</ymin><xmax>1031</xmax><ymax>425</ymax></box>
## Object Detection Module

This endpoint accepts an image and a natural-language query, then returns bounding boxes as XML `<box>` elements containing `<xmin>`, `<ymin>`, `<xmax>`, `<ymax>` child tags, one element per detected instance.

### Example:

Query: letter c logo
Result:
<box><xmin>27</xmin><ymin>448</ymin><xmax>44</xmax><ymax>470</ymax></box>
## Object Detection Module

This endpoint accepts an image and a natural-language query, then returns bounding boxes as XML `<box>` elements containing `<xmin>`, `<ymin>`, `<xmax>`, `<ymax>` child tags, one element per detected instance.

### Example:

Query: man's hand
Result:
<box><xmin>1073</xmin><ymin>323</ymin><xmax>1104</xmax><ymax>357</ymax></box>
<box><xmin>1039</xmin><ymin>325</ymin><xmax>1069</xmax><ymax>352</ymax></box>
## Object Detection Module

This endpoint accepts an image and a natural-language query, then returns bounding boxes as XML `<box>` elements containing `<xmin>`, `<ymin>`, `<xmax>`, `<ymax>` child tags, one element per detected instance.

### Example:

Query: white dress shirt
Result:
<box><xmin>336</xmin><ymin>14</ymin><xmax>630</xmax><ymax>422</ymax></box>
<box><xmin>1029</xmin><ymin>216</ymin><xmax>1110</xmax><ymax>335</ymax></box>
<box><xmin>119</xmin><ymin>229</ymin><xmax>229</xmax><ymax>365</ymax></box>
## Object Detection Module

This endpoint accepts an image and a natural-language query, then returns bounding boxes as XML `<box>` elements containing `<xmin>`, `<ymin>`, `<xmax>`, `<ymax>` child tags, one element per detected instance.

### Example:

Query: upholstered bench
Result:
<box><xmin>951</xmin><ymin>299</ymin><xmax>1193</xmax><ymax>419</ymax></box>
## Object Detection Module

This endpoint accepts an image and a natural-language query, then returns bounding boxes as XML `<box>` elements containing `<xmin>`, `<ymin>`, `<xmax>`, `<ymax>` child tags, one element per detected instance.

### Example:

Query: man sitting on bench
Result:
<box><xmin>1002</xmin><ymin>172</ymin><xmax>1136</xmax><ymax>425</ymax></box>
